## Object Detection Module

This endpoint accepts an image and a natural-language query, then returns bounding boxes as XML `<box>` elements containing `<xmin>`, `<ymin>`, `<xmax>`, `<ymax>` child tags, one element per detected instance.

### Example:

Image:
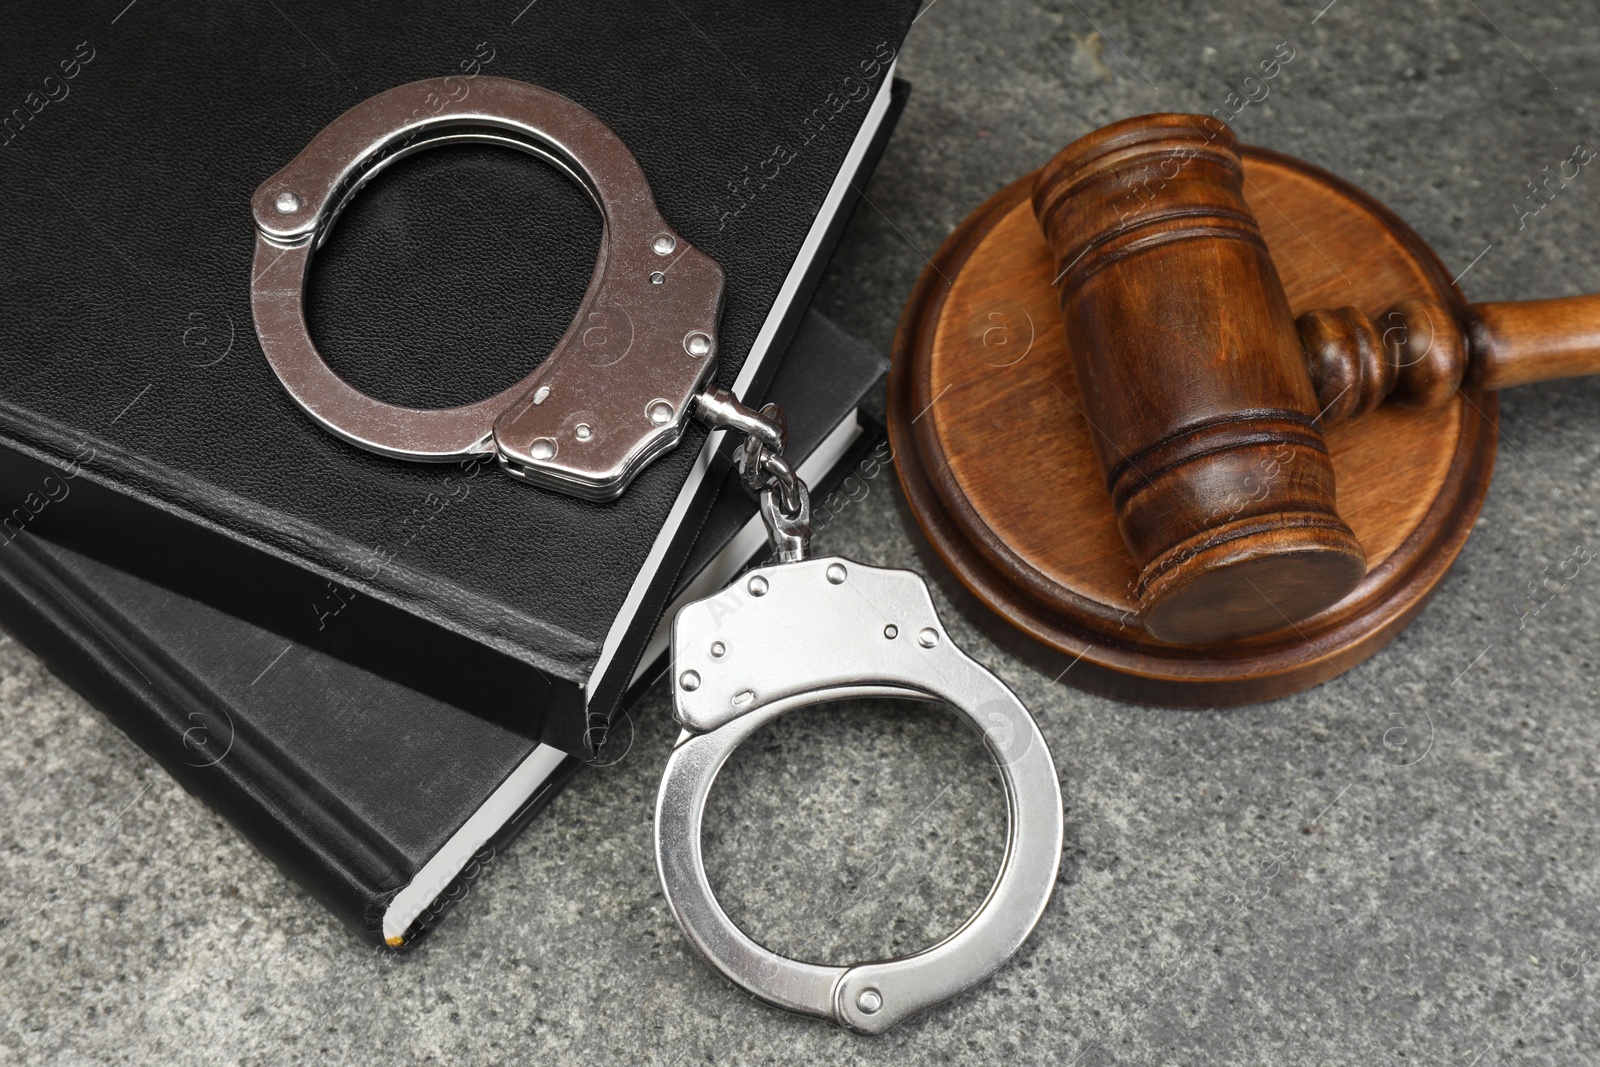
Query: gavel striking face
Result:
<box><xmin>1033</xmin><ymin>113</ymin><xmax>1600</xmax><ymax>645</ymax></box>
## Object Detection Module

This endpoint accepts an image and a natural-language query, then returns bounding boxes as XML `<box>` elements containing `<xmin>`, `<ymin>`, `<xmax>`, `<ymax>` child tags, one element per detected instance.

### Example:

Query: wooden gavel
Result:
<box><xmin>1032</xmin><ymin>113</ymin><xmax>1600</xmax><ymax>645</ymax></box>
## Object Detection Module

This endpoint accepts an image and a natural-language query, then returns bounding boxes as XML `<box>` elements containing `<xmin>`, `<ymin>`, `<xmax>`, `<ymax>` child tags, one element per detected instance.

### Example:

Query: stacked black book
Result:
<box><xmin>0</xmin><ymin>0</ymin><xmax>920</xmax><ymax>942</ymax></box>
<box><xmin>0</xmin><ymin>309</ymin><xmax>888</xmax><ymax>944</ymax></box>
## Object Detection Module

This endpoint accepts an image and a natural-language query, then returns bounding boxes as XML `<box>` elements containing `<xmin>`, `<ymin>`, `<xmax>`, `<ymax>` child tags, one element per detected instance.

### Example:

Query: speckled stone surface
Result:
<box><xmin>6</xmin><ymin>1</ymin><xmax>1600</xmax><ymax>1063</ymax></box>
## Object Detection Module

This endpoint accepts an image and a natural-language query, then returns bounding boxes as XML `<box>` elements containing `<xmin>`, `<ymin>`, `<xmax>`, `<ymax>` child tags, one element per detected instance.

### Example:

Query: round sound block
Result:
<box><xmin>888</xmin><ymin>146</ymin><xmax>1498</xmax><ymax>706</ymax></box>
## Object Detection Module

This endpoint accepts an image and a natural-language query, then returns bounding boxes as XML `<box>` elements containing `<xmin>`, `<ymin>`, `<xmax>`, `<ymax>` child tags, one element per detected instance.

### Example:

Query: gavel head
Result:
<box><xmin>1032</xmin><ymin>113</ymin><xmax>1367</xmax><ymax>644</ymax></box>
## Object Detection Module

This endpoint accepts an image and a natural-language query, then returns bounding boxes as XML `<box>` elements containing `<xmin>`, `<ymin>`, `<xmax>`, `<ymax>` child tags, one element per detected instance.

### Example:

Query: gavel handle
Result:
<box><xmin>1466</xmin><ymin>295</ymin><xmax>1600</xmax><ymax>391</ymax></box>
<box><xmin>1298</xmin><ymin>292</ymin><xmax>1600</xmax><ymax>423</ymax></box>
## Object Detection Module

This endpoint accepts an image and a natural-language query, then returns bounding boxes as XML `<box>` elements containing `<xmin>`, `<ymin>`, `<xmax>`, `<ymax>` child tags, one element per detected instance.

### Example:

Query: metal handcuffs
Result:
<box><xmin>249</xmin><ymin>76</ymin><xmax>1064</xmax><ymax>1033</ymax></box>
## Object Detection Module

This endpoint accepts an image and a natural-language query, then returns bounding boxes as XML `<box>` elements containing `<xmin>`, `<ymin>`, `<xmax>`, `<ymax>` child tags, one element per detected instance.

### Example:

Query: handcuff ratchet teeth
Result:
<box><xmin>249</xmin><ymin>75</ymin><xmax>1064</xmax><ymax>1034</ymax></box>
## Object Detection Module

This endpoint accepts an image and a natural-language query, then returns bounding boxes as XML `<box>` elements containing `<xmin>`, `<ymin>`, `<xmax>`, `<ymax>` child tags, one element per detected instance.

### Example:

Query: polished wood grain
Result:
<box><xmin>1297</xmin><ymin>291</ymin><xmax>1600</xmax><ymax>418</ymax></box>
<box><xmin>888</xmin><ymin>144</ymin><xmax>1496</xmax><ymax>707</ymax></box>
<box><xmin>1030</xmin><ymin>115</ymin><xmax>1366</xmax><ymax>644</ymax></box>
<box><xmin>1467</xmin><ymin>294</ymin><xmax>1600</xmax><ymax>390</ymax></box>
<box><xmin>1298</xmin><ymin>300</ymin><xmax>1466</xmax><ymax>419</ymax></box>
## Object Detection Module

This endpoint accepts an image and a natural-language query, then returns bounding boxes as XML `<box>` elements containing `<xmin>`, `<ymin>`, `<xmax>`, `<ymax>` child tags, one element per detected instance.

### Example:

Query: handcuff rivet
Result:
<box><xmin>249</xmin><ymin>76</ymin><xmax>734</xmax><ymax>500</ymax></box>
<box><xmin>657</xmin><ymin>557</ymin><xmax>1065</xmax><ymax>1034</ymax></box>
<box><xmin>248</xmin><ymin>77</ymin><xmax>1062</xmax><ymax>1031</ymax></box>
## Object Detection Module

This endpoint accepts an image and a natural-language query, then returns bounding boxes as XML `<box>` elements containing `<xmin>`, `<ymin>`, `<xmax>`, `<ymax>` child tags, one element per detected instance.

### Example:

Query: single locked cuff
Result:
<box><xmin>654</xmin><ymin>557</ymin><xmax>1064</xmax><ymax>1034</ymax></box>
<box><xmin>249</xmin><ymin>76</ymin><xmax>725</xmax><ymax>501</ymax></box>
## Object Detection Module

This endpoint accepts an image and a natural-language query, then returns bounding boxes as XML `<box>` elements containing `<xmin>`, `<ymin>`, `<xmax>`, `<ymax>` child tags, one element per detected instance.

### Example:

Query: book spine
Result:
<box><xmin>582</xmin><ymin>79</ymin><xmax>912</xmax><ymax>738</ymax></box>
<box><xmin>0</xmin><ymin>532</ymin><xmax>409</xmax><ymax>943</ymax></box>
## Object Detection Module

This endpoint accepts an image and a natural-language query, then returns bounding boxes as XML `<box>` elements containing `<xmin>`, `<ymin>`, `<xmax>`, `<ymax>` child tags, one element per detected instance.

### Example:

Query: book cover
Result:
<box><xmin>0</xmin><ymin>309</ymin><xmax>888</xmax><ymax>946</ymax></box>
<box><xmin>0</xmin><ymin>0</ymin><xmax>918</xmax><ymax>755</ymax></box>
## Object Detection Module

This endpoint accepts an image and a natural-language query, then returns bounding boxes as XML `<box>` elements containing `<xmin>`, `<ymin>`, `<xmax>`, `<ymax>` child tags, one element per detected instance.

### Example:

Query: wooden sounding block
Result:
<box><xmin>890</xmin><ymin>112</ymin><xmax>1600</xmax><ymax>706</ymax></box>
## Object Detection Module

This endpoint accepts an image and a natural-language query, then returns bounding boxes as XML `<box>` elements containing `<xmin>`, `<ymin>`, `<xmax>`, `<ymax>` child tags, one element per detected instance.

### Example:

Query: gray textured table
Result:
<box><xmin>6</xmin><ymin>1</ymin><xmax>1600</xmax><ymax>1063</ymax></box>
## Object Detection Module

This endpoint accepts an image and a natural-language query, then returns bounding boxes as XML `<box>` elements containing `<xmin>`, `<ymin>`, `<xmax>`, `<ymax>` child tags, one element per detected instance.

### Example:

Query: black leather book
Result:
<box><xmin>0</xmin><ymin>0</ymin><xmax>917</xmax><ymax>756</ymax></box>
<box><xmin>0</xmin><ymin>309</ymin><xmax>888</xmax><ymax>946</ymax></box>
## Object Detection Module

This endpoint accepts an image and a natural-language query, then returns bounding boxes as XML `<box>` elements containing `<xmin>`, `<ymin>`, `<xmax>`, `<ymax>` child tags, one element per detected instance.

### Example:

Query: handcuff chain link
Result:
<box><xmin>694</xmin><ymin>387</ymin><xmax>812</xmax><ymax>563</ymax></box>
